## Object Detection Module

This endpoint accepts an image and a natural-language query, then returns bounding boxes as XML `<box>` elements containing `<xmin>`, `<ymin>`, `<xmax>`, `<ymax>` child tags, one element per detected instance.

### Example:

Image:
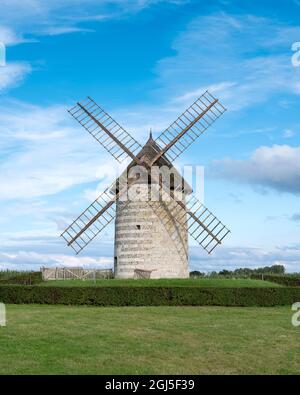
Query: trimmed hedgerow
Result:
<box><xmin>251</xmin><ymin>274</ymin><xmax>300</xmax><ymax>287</ymax></box>
<box><xmin>0</xmin><ymin>285</ymin><xmax>300</xmax><ymax>306</ymax></box>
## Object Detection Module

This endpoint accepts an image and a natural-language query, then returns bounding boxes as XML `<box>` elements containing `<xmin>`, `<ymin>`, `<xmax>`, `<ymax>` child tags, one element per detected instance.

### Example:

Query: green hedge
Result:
<box><xmin>0</xmin><ymin>285</ymin><xmax>300</xmax><ymax>306</ymax></box>
<box><xmin>251</xmin><ymin>274</ymin><xmax>300</xmax><ymax>287</ymax></box>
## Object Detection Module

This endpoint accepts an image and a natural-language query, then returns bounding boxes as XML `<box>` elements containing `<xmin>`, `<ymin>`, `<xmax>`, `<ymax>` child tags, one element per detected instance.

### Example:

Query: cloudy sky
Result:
<box><xmin>0</xmin><ymin>0</ymin><xmax>300</xmax><ymax>273</ymax></box>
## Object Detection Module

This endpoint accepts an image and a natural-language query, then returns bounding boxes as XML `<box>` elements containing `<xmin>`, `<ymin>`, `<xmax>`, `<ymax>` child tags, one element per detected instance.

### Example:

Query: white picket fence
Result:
<box><xmin>41</xmin><ymin>267</ymin><xmax>113</xmax><ymax>281</ymax></box>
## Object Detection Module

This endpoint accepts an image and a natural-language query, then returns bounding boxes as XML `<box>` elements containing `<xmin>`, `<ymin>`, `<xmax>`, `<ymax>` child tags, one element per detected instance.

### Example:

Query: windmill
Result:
<box><xmin>61</xmin><ymin>91</ymin><xmax>230</xmax><ymax>279</ymax></box>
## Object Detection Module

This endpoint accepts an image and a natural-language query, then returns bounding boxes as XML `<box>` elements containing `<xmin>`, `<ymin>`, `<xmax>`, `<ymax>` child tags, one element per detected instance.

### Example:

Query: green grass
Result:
<box><xmin>0</xmin><ymin>305</ymin><xmax>298</xmax><ymax>374</ymax></box>
<box><xmin>38</xmin><ymin>278</ymin><xmax>281</xmax><ymax>288</ymax></box>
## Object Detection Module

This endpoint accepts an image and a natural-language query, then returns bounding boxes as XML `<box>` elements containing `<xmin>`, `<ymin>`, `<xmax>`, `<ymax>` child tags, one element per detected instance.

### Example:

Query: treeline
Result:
<box><xmin>190</xmin><ymin>265</ymin><xmax>287</xmax><ymax>278</ymax></box>
<box><xmin>0</xmin><ymin>270</ymin><xmax>42</xmax><ymax>285</ymax></box>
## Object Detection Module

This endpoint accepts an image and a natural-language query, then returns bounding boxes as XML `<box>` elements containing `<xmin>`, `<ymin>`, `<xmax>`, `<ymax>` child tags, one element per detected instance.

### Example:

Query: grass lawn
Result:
<box><xmin>38</xmin><ymin>278</ymin><xmax>281</xmax><ymax>287</ymax></box>
<box><xmin>0</xmin><ymin>305</ymin><xmax>298</xmax><ymax>374</ymax></box>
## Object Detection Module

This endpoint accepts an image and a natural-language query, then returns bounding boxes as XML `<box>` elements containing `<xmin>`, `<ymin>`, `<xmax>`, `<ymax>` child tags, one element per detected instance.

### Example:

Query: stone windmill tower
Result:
<box><xmin>61</xmin><ymin>91</ymin><xmax>230</xmax><ymax>279</ymax></box>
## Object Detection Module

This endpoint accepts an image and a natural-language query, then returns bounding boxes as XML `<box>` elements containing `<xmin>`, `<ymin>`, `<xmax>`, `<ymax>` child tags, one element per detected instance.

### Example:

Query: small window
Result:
<box><xmin>136</xmin><ymin>225</ymin><xmax>141</xmax><ymax>230</ymax></box>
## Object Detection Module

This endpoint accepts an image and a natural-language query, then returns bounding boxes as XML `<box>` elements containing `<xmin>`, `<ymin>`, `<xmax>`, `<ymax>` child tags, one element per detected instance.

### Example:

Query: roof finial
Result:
<box><xmin>149</xmin><ymin>128</ymin><xmax>153</xmax><ymax>140</ymax></box>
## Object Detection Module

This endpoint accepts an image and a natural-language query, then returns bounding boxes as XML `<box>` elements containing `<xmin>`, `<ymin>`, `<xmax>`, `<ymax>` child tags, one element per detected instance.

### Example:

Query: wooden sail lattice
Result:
<box><xmin>155</xmin><ymin>91</ymin><xmax>226</xmax><ymax>162</ymax></box>
<box><xmin>61</xmin><ymin>182</ymin><xmax>117</xmax><ymax>254</ymax></box>
<box><xmin>62</xmin><ymin>91</ymin><xmax>230</xmax><ymax>255</ymax></box>
<box><xmin>68</xmin><ymin>97</ymin><xmax>142</xmax><ymax>163</ymax></box>
<box><xmin>149</xmin><ymin>187</ymin><xmax>230</xmax><ymax>254</ymax></box>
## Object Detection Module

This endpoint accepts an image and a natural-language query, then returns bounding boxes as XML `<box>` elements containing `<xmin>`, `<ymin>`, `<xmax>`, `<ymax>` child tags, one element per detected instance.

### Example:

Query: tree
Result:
<box><xmin>189</xmin><ymin>271</ymin><xmax>205</xmax><ymax>278</ymax></box>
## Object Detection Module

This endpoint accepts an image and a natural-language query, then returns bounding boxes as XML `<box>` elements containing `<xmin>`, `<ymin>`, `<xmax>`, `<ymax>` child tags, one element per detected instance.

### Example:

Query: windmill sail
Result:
<box><xmin>62</xmin><ymin>163</ymin><xmax>229</xmax><ymax>254</ymax></box>
<box><xmin>61</xmin><ymin>173</ymin><xmax>137</xmax><ymax>254</ymax></box>
<box><xmin>61</xmin><ymin>182</ymin><xmax>118</xmax><ymax>254</ymax></box>
<box><xmin>68</xmin><ymin>97</ymin><xmax>142</xmax><ymax>163</ymax></box>
<box><xmin>184</xmin><ymin>194</ymin><xmax>230</xmax><ymax>253</ymax></box>
<box><xmin>62</xmin><ymin>93</ymin><xmax>230</xmax><ymax>258</ymax></box>
<box><xmin>154</xmin><ymin>91</ymin><xmax>226</xmax><ymax>163</ymax></box>
<box><xmin>149</xmin><ymin>184</ymin><xmax>230</xmax><ymax>254</ymax></box>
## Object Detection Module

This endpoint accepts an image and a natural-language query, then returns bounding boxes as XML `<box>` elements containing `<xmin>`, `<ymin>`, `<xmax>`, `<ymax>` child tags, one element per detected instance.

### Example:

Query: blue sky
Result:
<box><xmin>0</xmin><ymin>0</ymin><xmax>300</xmax><ymax>272</ymax></box>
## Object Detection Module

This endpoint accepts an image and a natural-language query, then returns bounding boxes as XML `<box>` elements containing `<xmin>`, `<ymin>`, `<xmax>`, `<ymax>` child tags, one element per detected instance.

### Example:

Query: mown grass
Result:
<box><xmin>0</xmin><ymin>304</ymin><xmax>298</xmax><ymax>374</ymax></box>
<box><xmin>38</xmin><ymin>278</ymin><xmax>281</xmax><ymax>288</ymax></box>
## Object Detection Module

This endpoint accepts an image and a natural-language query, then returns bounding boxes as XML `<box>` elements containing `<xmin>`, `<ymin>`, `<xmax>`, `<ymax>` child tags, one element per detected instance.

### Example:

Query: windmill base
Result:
<box><xmin>113</xmin><ymin>198</ymin><xmax>189</xmax><ymax>280</ymax></box>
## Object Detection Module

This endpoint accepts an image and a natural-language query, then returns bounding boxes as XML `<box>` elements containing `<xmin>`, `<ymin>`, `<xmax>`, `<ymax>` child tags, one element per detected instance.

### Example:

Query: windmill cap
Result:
<box><xmin>111</xmin><ymin>138</ymin><xmax>193</xmax><ymax>194</ymax></box>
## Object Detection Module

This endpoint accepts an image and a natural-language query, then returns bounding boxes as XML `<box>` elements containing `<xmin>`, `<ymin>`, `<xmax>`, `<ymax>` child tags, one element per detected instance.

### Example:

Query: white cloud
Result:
<box><xmin>155</xmin><ymin>13</ymin><xmax>300</xmax><ymax>109</ymax></box>
<box><xmin>0</xmin><ymin>1</ymin><xmax>188</xmax><ymax>97</ymax></box>
<box><xmin>174</xmin><ymin>81</ymin><xmax>237</xmax><ymax>104</ymax></box>
<box><xmin>190</xmin><ymin>244</ymin><xmax>300</xmax><ymax>273</ymax></box>
<box><xmin>0</xmin><ymin>224</ymin><xmax>114</xmax><ymax>270</ymax></box>
<box><xmin>0</xmin><ymin>0</ymin><xmax>186</xmax><ymax>38</ymax></box>
<box><xmin>211</xmin><ymin>144</ymin><xmax>300</xmax><ymax>194</ymax></box>
<box><xmin>42</xmin><ymin>26</ymin><xmax>94</xmax><ymax>36</ymax></box>
<box><xmin>0</xmin><ymin>62</ymin><xmax>31</xmax><ymax>92</ymax></box>
<box><xmin>0</xmin><ymin>27</ymin><xmax>33</xmax><ymax>92</ymax></box>
<box><xmin>0</xmin><ymin>26</ymin><xmax>28</xmax><ymax>45</ymax></box>
<box><xmin>2</xmin><ymin>242</ymin><xmax>300</xmax><ymax>273</ymax></box>
<box><xmin>283</xmin><ymin>129</ymin><xmax>296</xmax><ymax>138</ymax></box>
<box><xmin>0</xmin><ymin>98</ymin><xmax>140</xmax><ymax>270</ymax></box>
<box><xmin>0</xmin><ymin>100</ymin><xmax>120</xmax><ymax>200</ymax></box>
<box><xmin>0</xmin><ymin>250</ymin><xmax>112</xmax><ymax>270</ymax></box>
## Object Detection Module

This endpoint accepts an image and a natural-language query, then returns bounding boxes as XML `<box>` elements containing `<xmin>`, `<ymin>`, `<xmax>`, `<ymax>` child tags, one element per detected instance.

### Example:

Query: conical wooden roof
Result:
<box><xmin>112</xmin><ymin>134</ymin><xmax>192</xmax><ymax>194</ymax></box>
